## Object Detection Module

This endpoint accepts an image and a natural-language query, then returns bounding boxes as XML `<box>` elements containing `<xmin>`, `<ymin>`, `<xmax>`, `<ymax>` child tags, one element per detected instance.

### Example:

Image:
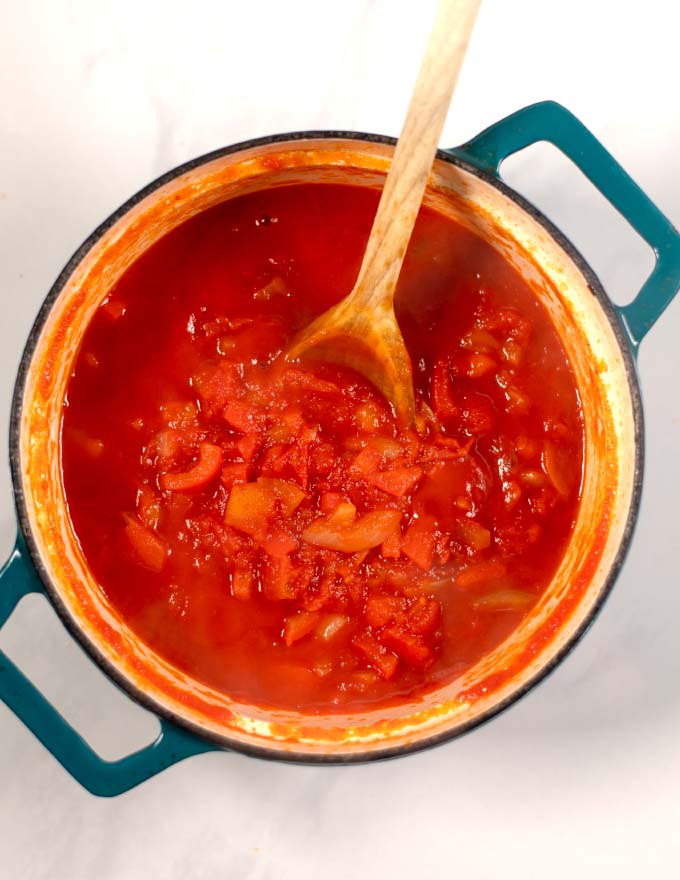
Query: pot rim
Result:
<box><xmin>9</xmin><ymin>130</ymin><xmax>644</xmax><ymax>763</ymax></box>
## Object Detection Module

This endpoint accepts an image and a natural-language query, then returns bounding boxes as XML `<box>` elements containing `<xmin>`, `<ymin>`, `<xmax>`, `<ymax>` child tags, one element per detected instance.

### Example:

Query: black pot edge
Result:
<box><xmin>8</xmin><ymin>130</ymin><xmax>644</xmax><ymax>765</ymax></box>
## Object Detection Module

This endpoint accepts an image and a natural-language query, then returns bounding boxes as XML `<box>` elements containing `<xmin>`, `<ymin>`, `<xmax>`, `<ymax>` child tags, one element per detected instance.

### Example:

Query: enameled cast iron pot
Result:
<box><xmin>1</xmin><ymin>102</ymin><xmax>679</xmax><ymax>797</ymax></box>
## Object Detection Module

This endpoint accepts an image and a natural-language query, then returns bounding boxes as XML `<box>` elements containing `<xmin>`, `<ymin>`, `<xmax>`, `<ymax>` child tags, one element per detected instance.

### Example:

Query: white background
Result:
<box><xmin>1</xmin><ymin>0</ymin><xmax>679</xmax><ymax>876</ymax></box>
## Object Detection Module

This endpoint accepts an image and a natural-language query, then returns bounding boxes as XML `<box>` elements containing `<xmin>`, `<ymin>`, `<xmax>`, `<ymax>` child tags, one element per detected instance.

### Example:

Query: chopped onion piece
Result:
<box><xmin>302</xmin><ymin>509</ymin><xmax>401</xmax><ymax>553</ymax></box>
<box><xmin>472</xmin><ymin>590</ymin><xmax>536</xmax><ymax>611</ymax></box>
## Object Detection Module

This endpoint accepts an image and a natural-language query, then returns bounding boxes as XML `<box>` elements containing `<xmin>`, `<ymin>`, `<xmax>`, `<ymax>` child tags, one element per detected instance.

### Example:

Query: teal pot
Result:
<box><xmin>1</xmin><ymin>102</ymin><xmax>678</xmax><ymax>796</ymax></box>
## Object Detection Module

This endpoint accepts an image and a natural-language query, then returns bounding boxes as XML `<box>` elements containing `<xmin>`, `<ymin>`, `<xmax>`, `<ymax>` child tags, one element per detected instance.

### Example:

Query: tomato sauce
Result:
<box><xmin>61</xmin><ymin>183</ymin><xmax>583</xmax><ymax>712</ymax></box>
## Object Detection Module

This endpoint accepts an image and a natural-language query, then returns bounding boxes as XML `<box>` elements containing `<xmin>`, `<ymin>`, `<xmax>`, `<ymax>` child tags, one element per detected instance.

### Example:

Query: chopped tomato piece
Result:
<box><xmin>406</xmin><ymin>597</ymin><xmax>441</xmax><ymax>634</ymax></box>
<box><xmin>256</xmin><ymin>477</ymin><xmax>306</xmax><ymax>516</ymax></box>
<box><xmin>163</xmin><ymin>492</ymin><xmax>193</xmax><ymax>525</ymax></box>
<box><xmin>380</xmin><ymin>626</ymin><xmax>433</xmax><ymax>667</ymax></box>
<box><xmin>502</xmin><ymin>384</ymin><xmax>531</xmax><ymax>415</ymax></box>
<box><xmin>221</xmin><ymin>461</ymin><xmax>249</xmax><ymax>488</ymax></box>
<box><xmin>263</xmin><ymin>555</ymin><xmax>296</xmax><ymax>601</ymax></box>
<box><xmin>269</xmin><ymin>405</ymin><xmax>305</xmax><ymax>442</ymax></box>
<box><xmin>319</xmin><ymin>491</ymin><xmax>346</xmax><ymax>514</ymax></box>
<box><xmin>364</xmin><ymin>437</ymin><xmax>403</xmax><ymax>459</ymax></box>
<box><xmin>301</xmin><ymin>509</ymin><xmax>401</xmax><ymax>553</ymax></box>
<box><xmin>160</xmin><ymin>443</ymin><xmax>224</xmax><ymax>492</ymax></box>
<box><xmin>452</xmin><ymin>352</ymin><xmax>497</xmax><ymax>379</ymax></box>
<box><xmin>453</xmin><ymin>518</ymin><xmax>491</xmax><ymax>551</ymax></box>
<box><xmin>224</xmin><ymin>477</ymin><xmax>305</xmax><ymax>542</ymax></box>
<box><xmin>459</xmin><ymin>327</ymin><xmax>499</xmax><ymax>352</ymax></box>
<box><xmin>223</xmin><ymin>400</ymin><xmax>259</xmax><ymax>433</ymax></box>
<box><xmin>283</xmin><ymin>611</ymin><xmax>321</xmax><ymax>646</ymax></box>
<box><xmin>353</xmin><ymin>400</ymin><xmax>387</xmax><ymax>433</ymax></box>
<box><xmin>515</xmin><ymin>435</ymin><xmax>540</xmax><ymax>461</ymax></box>
<box><xmin>300</xmin><ymin>574</ymin><xmax>332</xmax><ymax>612</ymax></box>
<box><xmin>310</xmin><ymin>442</ymin><xmax>336</xmax><ymax>475</ymax></box>
<box><xmin>260</xmin><ymin>443</ymin><xmax>286</xmax><ymax>474</ymax></box>
<box><xmin>351</xmin><ymin>633</ymin><xmax>399</xmax><ymax>680</ymax></box>
<box><xmin>364</xmin><ymin>596</ymin><xmax>406</xmax><ymax>628</ymax></box>
<box><xmin>350</xmin><ymin>446</ymin><xmax>382</xmax><ymax>476</ymax></box>
<box><xmin>401</xmin><ymin>515</ymin><xmax>437</xmax><ymax>571</ymax></box>
<box><xmin>161</xmin><ymin>401</ymin><xmax>200</xmax><ymax>429</ymax></box>
<box><xmin>431</xmin><ymin>359</ymin><xmax>456</xmax><ymax>420</ymax></box>
<box><xmin>457</xmin><ymin>390</ymin><xmax>496</xmax><ymax>435</ymax></box>
<box><xmin>478</xmin><ymin>306</ymin><xmax>531</xmax><ymax>345</ymax></box>
<box><xmin>149</xmin><ymin>429</ymin><xmax>181</xmax><ymax>462</ymax></box>
<box><xmin>262</xmin><ymin>429</ymin><xmax>315</xmax><ymax>489</ymax></box>
<box><xmin>501</xmin><ymin>480</ymin><xmax>522</xmax><ymax>510</ymax></box>
<box><xmin>224</xmin><ymin>481</ymin><xmax>277</xmax><ymax>540</ymax></box>
<box><xmin>193</xmin><ymin>362</ymin><xmax>242</xmax><ymax>416</ymax></box>
<box><xmin>136</xmin><ymin>485</ymin><xmax>161</xmax><ymax>530</ymax></box>
<box><xmin>380</xmin><ymin>530</ymin><xmax>402</xmax><ymax>559</ymax></box>
<box><xmin>264</xmin><ymin>527</ymin><xmax>299</xmax><ymax>558</ymax></box>
<box><xmin>123</xmin><ymin>513</ymin><xmax>168</xmax><ymax>572</ymax></box>
<box><xmin>231</xmin><ymin>565</ymin><xmax>253</xmax><ymax>600</ymax></box>
<box><xmin>368</xmin><ymin>466</ymin><xmax>423</xmax><ymax>498</ymax></box>
<box><xmin>236</xmin><ymin>433</ymin><xmax>260</xmax><ymax>464</ymax></box>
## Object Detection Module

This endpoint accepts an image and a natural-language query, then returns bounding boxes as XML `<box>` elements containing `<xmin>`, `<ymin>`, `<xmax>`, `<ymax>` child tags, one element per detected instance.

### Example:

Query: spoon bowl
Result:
<box><xmin>287</xmin><ymin>0</ymin><xmax>481</xmax><ymax>425</ymax></box>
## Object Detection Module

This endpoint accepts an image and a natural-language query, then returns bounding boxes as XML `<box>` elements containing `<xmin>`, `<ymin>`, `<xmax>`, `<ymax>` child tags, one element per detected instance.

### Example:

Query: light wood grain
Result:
<box><xmin>287</xmin><ymin>0</ymin><xmax>482</xmax><ymax>426</ymax></box>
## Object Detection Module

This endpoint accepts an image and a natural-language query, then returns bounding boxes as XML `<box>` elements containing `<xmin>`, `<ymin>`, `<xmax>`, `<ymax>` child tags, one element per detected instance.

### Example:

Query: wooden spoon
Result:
<box><xmin>287</xmin><ymin>0</ymin><xmax>481</xmax><ymax>427</ymax></box>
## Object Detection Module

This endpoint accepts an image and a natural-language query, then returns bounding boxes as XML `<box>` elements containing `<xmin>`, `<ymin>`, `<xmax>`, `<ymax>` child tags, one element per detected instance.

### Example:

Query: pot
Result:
<box><xmin>1</xmin><ymin>101</ymin><xmax>678</xmax><ymax>797</ymax></box>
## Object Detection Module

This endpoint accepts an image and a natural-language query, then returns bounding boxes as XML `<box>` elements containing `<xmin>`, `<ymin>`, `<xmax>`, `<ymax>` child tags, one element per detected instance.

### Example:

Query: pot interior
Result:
<box><xmin>15</xmin><ymin>136</ymin><xmax>639</xmax><ymax>757</ymax></box>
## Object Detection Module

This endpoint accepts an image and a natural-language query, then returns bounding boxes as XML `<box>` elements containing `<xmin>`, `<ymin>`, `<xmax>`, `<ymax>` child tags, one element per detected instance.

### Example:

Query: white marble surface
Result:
<box><xmin>1</xmin><ymin>0</ymin><xmax>679</xmax><ymax>876</ymax></box>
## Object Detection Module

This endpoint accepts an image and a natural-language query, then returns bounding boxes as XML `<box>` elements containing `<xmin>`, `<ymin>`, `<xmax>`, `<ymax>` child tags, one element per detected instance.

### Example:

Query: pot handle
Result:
<box><xmin>449</xmin><ymin>101</ymin><xmax>680</xmax><ymax>349</ymax></box>
<box><xmin>0</xmin><ymin>536</ymin><xmax>217</xmax><ymax>797</ymax></box>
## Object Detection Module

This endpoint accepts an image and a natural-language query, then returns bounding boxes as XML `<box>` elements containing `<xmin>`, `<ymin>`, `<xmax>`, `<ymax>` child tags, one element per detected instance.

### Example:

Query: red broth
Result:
<box><xmin>61</xmin><ymin>183</ymin><xmax>583</xmax><ymax>712</ymax></box>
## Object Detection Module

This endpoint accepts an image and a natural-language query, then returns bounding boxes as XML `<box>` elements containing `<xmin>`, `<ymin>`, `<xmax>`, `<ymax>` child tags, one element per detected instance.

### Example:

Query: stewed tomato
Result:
<box><xmin>61</xmin><ymin>183</ymin><xmax>583</xmax><ymax>711</ymax></box>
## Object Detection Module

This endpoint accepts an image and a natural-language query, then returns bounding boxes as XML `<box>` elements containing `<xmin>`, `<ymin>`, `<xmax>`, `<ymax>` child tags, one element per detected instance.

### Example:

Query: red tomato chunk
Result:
<box><xmin>61</xmin><ymin>183</ymin><xmax>583</xmax><ymax>712</ymax></box>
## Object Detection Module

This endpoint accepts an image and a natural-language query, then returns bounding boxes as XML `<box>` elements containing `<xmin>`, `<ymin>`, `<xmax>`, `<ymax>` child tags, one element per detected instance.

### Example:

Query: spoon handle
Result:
<box><xmin>352</xmin><ymin>0</ymin><xmax>481</xmax><ymax>307</ymax></box>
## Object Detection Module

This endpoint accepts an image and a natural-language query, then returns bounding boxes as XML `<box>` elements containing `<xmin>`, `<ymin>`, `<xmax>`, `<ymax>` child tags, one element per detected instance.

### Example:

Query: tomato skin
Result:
<box><xmin>401</xmin><ymin>515</ymin><xmax>437</xmax><ymax>571</ymax></box>
<box><xmin>160</xmin><ymin>443</ymin><xmax>224</xmax><ymax>492</ymax></box>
